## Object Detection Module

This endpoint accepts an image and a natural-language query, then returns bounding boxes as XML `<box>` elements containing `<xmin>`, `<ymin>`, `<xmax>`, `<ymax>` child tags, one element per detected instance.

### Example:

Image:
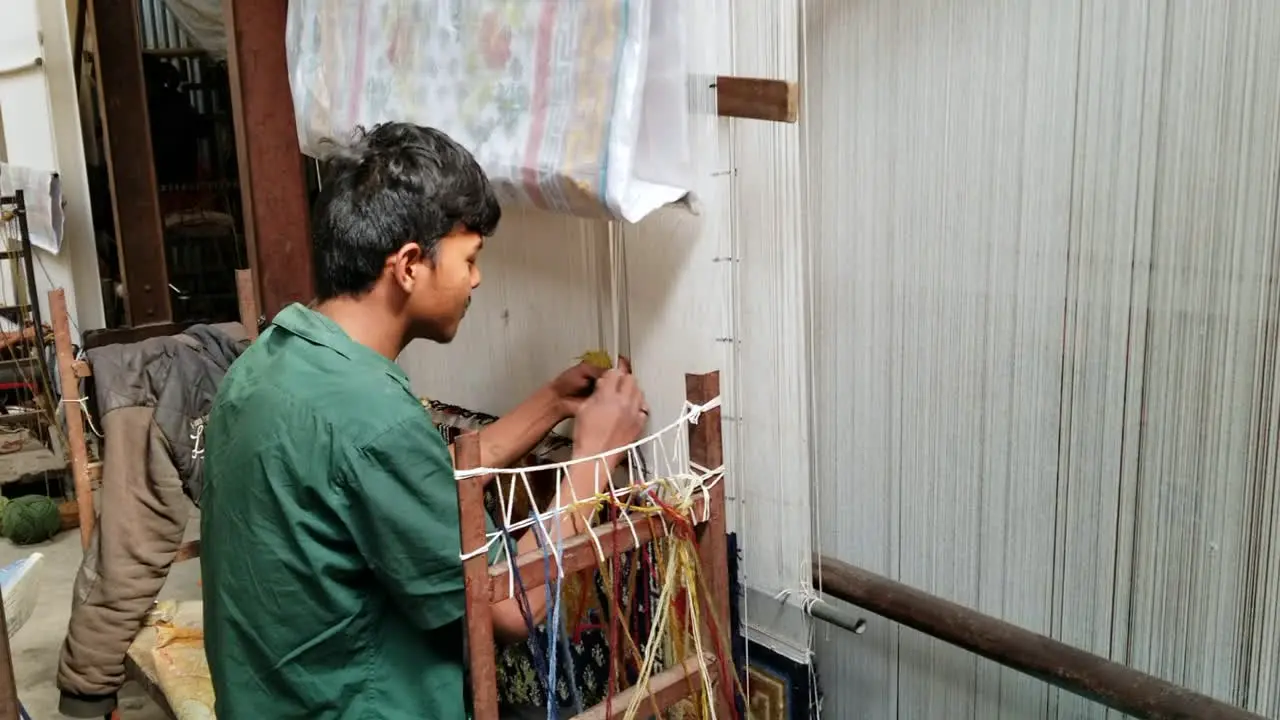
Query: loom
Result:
<box><xmin>279</xmin><ymin>0</ymin><xmax>812</xmax><ymax>715</ymax></box>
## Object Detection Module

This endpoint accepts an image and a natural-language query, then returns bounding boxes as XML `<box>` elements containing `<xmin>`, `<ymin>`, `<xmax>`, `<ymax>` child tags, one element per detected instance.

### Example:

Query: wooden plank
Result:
<box><xmin>224</xmin><ymin>0</ymin><xmax>315</xmax><ymax>320</ymax></box>
<box><xmin>51</xmin><ymin>289</ymin><xmax>95</xmax><ymax>549</ymax></box>
<box><xmin>488</xmin><ymin>495</ymin><xmax>708</xmax><ymax>603</ymax></box>
<box><xmin>235</xmin><ymin>269</ymin><xmax>260</xmax><ymax>341</ymax></box>
<box><xmin>174</xmin><ymin>540</ymin><xmax>201</xmax><ymax>563</ymax></box>
<box><xmin>715</xmin><ymin>76</ymin><xmax>799</xmax><ymax>123</ymax></box>
<box><xmin>686</xmin><ymin>371</ymin><xmax>733</xmax><ymax>718</ymax></box>
<box><xmin>572</xmin><ymin>655</ymin><xmax>716</xmax><ymax>720</ymax></box>
<box><xmin>455</xmin><ymin>432</ymin><xmax>500</xmax><ymax>720</ymax></box>
<box><xmin>90</xmin><ymin>0</ymin><xmax>171</xmax><ymax>324</ymax></box>
<box><xmin>83</xmin><ymin>322</ymin><xmax>196</xmax><ymax>350</ymax></box>
<box><xmin>0</xmin><ymin>410</ymin><xmax>43</xmax><ymax>427</ymax></box>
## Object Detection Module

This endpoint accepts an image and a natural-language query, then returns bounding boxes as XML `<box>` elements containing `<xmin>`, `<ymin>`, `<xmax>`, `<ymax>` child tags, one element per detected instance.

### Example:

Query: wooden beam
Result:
<box><xmin>224</xmin><ymin>0</ymin><xmax>314</xmax><ymax>320</ymax></box>
<box><xmin>573</xmin><ymin>655</ymin><xmax>716</xmax><ymax>720</ymax></box>
<box><xmin>236</xmin><ymin>268</ymin><xmax>260</xmax><ymax>341</ymax></box>
<box><xmin>687</xmin><ymin>371</ymin><xmax>732</xmax><ymax>718</ymax></box>
<box><xmin>456</xmin><ymin>433</ymin><xmax>500</xmax><ymax>720</ymax></box>
<box><xmin>90</xmin><ymin>0</ymin><xmax>171</xmax><ymax>324</ymax></box>
<box><xmin>51</xmin><ymin>289</ymin><xmax>95</xmax><ymax>550</ymax></box>
<box><xmin>715</xmin><ymin>76</ymin><xmax>799</xmax><ymax>123</ymax></box>
<box><xmin>488</xmin><ymin>495</ymin><xmax>708</xmax><ymax>603</ymax></box>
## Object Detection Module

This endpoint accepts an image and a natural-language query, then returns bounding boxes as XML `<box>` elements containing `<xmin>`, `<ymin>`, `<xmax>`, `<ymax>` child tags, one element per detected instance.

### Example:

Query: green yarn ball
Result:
<box><xmin>1</xmin><ymin>495</ymin><xmax>61</xmax><ymax>545</ymax></box>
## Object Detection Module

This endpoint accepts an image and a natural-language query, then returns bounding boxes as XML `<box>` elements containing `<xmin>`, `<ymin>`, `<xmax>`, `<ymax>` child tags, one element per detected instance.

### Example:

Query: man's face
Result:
<box><xmin>406</xmin><ymin>229</ymin><xmax>482</xmax><ymax>343</ymax></box>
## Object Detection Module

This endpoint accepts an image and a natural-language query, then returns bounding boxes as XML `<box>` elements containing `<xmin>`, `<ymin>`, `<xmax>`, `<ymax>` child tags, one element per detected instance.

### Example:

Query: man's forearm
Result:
<box><xmin>469</xmin><ymin>385</ymin><xmax>566</xmax><ymax>469</ymax></box>
<box><xmin>491</xmin><ymin>461</ymin><xmax>608</xmax><ymax>643</ymax></box>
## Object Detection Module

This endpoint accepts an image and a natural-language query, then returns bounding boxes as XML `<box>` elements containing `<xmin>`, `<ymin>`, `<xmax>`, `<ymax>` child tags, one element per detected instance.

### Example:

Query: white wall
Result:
<box><xmin>0</xmin><ymin>0</ymin><xmax>104</xmax><ymax>340</ymax></box>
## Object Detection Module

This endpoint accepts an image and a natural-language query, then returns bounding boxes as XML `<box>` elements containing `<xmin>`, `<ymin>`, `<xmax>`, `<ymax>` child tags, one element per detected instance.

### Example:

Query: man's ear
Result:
<box><xmin>391</xmin><ymin>241</ymin><xmax>427</xmax><ymax>293</ymax></box>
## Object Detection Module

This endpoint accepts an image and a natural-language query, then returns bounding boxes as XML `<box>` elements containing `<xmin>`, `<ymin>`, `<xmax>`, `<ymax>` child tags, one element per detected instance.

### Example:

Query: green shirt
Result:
<box><xmin>201</xmin><ymin>303</ymin><xmax>491</xmax><ymax>719</ymax></box>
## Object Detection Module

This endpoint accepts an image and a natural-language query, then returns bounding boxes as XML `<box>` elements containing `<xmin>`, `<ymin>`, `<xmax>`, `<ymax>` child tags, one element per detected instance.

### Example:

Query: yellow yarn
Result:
<box><xmin>577</xmin><ymin>350</ymin><xmax>614</xmax><ymax>370</ymax></box>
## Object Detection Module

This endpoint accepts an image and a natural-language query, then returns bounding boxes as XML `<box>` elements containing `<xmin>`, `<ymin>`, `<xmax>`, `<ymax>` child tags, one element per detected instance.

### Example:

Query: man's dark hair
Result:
<box><xmin>310</xmin><ymin>122</ymin><xmax>501</xmax><ymax>300</ymax></box>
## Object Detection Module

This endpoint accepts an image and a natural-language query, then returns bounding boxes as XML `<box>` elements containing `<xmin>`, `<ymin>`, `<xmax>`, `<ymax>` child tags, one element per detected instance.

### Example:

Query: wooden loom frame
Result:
<box><xmin>456</xmin><ymin>371</ymin><xmax>732</xmax><ymax>720</ymax></box>
<box><xmin>51</xmin><ymin>268</ymin><xmax>260</xmax><ymax>720</ymax></box>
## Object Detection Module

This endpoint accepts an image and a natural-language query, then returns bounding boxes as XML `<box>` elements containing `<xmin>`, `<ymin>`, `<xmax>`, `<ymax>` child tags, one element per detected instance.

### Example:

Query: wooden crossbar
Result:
<box><xmin>457</xmin><ymin>371</ymin><xmax>732</xmax><ymax>720</ymax></box>
<box><xmin>574</xmin><ymin>654</ymin><xmax>718</xmax><ymax>720</ymax></box>
<box><xmin>487</xmin><ymin>494</ymin><xmax>709</xmax><ymax>603</ymax></box>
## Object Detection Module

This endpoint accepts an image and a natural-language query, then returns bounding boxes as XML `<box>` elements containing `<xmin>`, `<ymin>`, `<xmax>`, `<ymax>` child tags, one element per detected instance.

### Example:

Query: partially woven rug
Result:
<box><xmin>425</xmin><ymin>399</ymin><xmax>666</xmax><ymax>715</ymax></box>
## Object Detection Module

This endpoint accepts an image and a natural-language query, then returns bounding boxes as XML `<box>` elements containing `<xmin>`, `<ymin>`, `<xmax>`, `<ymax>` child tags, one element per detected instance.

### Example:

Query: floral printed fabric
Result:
<box><xmin>286</xmin><ymin>0</ymin><xmax>689</xmax><ymax>222</ymax></box>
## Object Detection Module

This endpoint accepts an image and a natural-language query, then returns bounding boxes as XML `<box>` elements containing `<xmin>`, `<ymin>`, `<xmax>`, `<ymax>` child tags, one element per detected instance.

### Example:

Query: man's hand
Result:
<box><xmin>572</xmin><ymin>360</ymin><xmax>648</xmax><ymax>468</ymax></box>
<box><xmin>549</xmin><ymin>355</ymin><xmax>635</xmax><ymax>418</ymax></box>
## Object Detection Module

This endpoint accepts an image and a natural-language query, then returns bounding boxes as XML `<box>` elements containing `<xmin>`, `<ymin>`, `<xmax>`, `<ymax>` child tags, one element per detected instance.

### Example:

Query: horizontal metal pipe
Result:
<box><xmin>813</xmin><ymin>554</ymin><xmax>1265</xmax><ymax>720</ymax></box>
<box><xmin>0</xmin><ymin>58</ymin><xmax>42</xmax><ymax>79</ymax></box>
<box><xmin>808</xmin><ymin>599</ymin><xmax>867</xmax><ymax>638</ymax></box>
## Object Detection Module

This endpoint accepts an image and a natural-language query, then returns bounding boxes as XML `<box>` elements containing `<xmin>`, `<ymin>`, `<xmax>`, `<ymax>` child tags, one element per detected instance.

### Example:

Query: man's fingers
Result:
<box><xmin>617</xmin><ymin>356</ymin><xmax>633</xmax><ymax>374</ymax></box>
<box><xmin>596</xmin><ymin>368</ymin><xmax>624</xmax><ymax>393</ymax></box>
<box><xmin>578</xmin><ymin>362</ymin><xmax>607</xmax><ymax>379</ymax></box>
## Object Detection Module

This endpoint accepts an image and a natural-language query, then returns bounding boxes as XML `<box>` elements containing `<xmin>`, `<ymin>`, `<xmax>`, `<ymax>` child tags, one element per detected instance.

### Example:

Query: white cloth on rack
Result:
<box><xmin>160</xmin><ymin>0</ymin><xmax>227</xmax><ymax>60</ymax></box>
<box><xmin>0</xmin><ymin>161</ymin><xmax>64</xmax><ymax>254</ymax></box>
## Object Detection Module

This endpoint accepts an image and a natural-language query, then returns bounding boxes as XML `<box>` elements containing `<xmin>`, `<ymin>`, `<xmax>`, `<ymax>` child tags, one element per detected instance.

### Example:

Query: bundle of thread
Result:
<box><xmin>0</xmin><ymin>495</ymin><xmax>62</xmax><ymax>545</ymax></box>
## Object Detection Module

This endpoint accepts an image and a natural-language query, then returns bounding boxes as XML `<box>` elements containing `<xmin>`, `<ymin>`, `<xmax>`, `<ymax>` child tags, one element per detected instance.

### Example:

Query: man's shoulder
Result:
<box><xmin>213</xmin><ymin>330</ymin><xmax>430</xmax><ymax>449</ymax></box>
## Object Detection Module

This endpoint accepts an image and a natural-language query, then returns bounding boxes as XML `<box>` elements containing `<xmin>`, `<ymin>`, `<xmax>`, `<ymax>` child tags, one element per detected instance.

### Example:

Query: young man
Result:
<box><xmin>201</xmin><ymin>122</ymin><xmax>648</xmax><ymax>719</ymax></box>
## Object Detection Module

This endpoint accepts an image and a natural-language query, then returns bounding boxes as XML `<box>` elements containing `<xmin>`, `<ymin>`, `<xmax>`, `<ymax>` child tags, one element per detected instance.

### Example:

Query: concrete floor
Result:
<box><xmin>1</xmin><ymin>512</ymin><xmax>202</xmax><ymax>719</ymax></box>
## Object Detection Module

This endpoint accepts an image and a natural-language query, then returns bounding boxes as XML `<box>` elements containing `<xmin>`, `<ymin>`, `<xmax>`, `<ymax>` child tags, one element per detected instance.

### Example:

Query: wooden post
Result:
<box><xmin>0</xmin><ymin>585</ymin><xmax>17</xmax><ymax>720</ymax></box>
<box><xmin>236</xmin><ymin>268</ymin><xmax>260</xmax><ymax>341</ymax></box>
<box><xmin>224</xmin><ymin>0</ymin><xmax>315</xmax><ymax>320</ymax></box>
<box><xmin>685</xmin><ymin>371</ymin><xmax>732</xmax><ymax>714</ymax></box>
<box><xmin>455</xmin><ymin>432</ymin><xmax>499</xmax><ymax>720</ymax></box>
<box><xmin>89</xmin><ymin>0</ymin><xmax>171</xmax><ymax>324</ymax></box>
<box><xmin>51</xmin><ymin>289</ymin><xmax>95</xmax><ymax>549</ymax></box>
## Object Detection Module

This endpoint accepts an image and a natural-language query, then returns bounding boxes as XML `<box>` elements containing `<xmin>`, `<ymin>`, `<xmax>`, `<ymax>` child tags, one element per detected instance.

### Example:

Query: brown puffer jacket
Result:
<box><xmin>56</xmin><ymin>323</ymin><xmax>248</xmax><ymax>718</ymax></box>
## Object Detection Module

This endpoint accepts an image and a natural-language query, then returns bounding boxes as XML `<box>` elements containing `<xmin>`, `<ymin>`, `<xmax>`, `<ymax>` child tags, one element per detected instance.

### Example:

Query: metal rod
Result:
<box><xmin>0</xmin><ymin>58</ymin><xmax>42</xmax><ymax>79</ymax></box>
<box><xmin>12</xmin><ymin>193</ymin><xmax>48</xmax><ymax>404</ymax></box>
<box><xmin>808</xmin><ymin>600</ymin><xmax>867</xmax><ymax>637</ymax></box>
<box><xmin>813</xmin><ymin>554</ymin><xmax>1265</xmax><ymax>720</ymax></box>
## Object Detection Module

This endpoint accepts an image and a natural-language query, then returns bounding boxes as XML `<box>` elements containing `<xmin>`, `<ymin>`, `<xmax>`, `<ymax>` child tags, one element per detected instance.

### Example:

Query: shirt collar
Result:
<box><xmin>271</xmin><ymin>303</ymin><xmax>413</xmax><ymax>393</ymax></box>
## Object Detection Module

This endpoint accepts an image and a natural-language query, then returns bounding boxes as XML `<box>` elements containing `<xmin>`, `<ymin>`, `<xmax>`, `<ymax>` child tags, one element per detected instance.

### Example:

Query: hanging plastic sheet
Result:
<box><xmin>285</xmin><ymin>0</ymin><xmax>701</xmax><ymax>223</ymax></box>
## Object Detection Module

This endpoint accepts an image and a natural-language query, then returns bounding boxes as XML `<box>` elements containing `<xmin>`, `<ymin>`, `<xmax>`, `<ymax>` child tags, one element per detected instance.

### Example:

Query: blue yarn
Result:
<box><xmin>530</xmin><ymin>511</ymin><xmax>567</xmax><ymax>719</ymax></box>
<box><xmin>556</xmin><ymin>605</ymin><xmax>585</xmax><ymax>715</ymax></box>
<box><xmin>540</xmin><ymin>518</ymin><xmax>558</xmax><ymax>720</ymax></box>
<box><xmin>527</xmin><ymin>508</ymin><xmax>585</xmax><ymax>718</ymax></box>
<box><xmin>504</xmin><ymin>524</ymin><xmax>550</xmax><ymax>692</ymax></box>
<box><xmin>528</xmin><ymin>512</ymin><xmax>564</xmax><ymax>719</ymax></box>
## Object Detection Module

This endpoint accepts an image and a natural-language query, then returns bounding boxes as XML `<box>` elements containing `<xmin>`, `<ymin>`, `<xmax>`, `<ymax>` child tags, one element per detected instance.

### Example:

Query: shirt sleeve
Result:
<box><xmin>339</xmin><ymin>414</ymin><xmax>498</xmax><ymax>632</ymax></box>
